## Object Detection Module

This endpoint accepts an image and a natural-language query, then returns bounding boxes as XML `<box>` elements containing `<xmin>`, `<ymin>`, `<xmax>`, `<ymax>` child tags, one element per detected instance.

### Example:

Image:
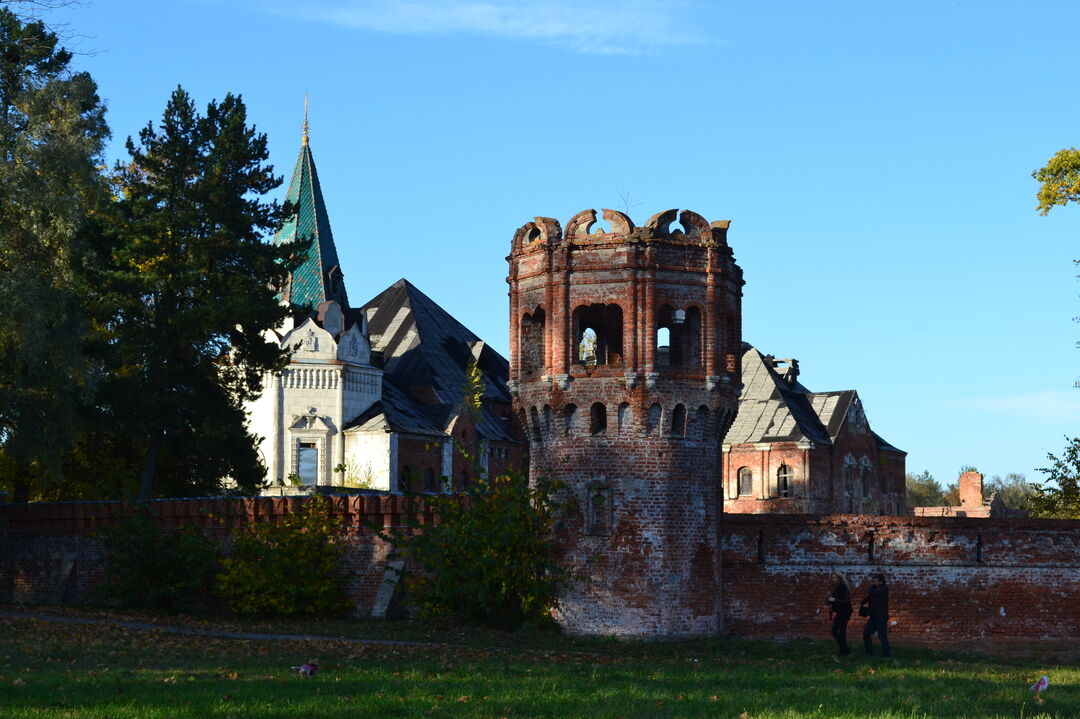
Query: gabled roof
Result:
<box><xmin>724</xmin><ymin>347</ymin><xmax>832</xmax><ymax>446</ymax></box>
<box><xmin>724</xmin><ymin>346</ymin><xmax>903</xmax><ymax>455</ymax></box>
<box><xmin>360</xmin><ymin>279</ymin><xmax>516</xmax><ymax>443</ymax></box>
<box><xmin>274</xmin><ymin>140</ymin><xmax>349</xmax><ymax>312</ymax></box>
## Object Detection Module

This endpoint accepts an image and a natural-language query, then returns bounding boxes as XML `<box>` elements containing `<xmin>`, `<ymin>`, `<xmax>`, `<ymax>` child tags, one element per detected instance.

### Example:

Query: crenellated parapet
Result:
<box><xmin>511</xmin><ymin>207</ymin><xmax>735</xmax><ymax>255</ymax></box>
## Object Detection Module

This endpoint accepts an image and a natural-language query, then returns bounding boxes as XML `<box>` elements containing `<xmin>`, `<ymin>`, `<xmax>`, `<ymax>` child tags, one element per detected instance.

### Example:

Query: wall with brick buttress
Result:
<box><xmin>0</xmin><ymin>495</ymin><xmax>433</xmax><ymax>614</ymax></box>
<box><xmin>6</xmin><ymin>498</ymin><xmax>1080</xmax><ymax>644</ymax></box>
<box><xmin>723</xmin><ymin>514</ymin><xmax>1080</xmax><ymax>644</ymax></box>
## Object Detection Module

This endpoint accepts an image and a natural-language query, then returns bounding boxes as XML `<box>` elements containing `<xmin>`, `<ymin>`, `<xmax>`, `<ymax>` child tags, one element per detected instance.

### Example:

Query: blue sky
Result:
<box><xmin>41</xmin><ymin>0</ymin><xmax>1080</xmax><ymax>487</ymax></box>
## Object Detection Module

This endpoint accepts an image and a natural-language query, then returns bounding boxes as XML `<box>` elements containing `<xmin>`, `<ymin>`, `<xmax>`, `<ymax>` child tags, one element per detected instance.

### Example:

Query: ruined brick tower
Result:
<box><xmin>507</xmin><ymin>208</ymin><xmax>744</xmax><ymax>637</ymax></box>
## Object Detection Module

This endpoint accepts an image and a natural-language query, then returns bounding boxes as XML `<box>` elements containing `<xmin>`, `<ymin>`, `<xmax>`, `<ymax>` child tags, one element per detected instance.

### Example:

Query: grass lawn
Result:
<box><xmin>0</xmin><ymin>608</ymin><xmax>1075</xmax><ymax>718</ymax></box>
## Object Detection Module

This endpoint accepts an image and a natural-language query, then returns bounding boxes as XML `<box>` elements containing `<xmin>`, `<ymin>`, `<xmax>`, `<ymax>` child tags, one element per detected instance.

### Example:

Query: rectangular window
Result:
<box><xmin>298</xmin><ymin>443</ymin><xmax>318</xmax><ymax>486</ymax></box>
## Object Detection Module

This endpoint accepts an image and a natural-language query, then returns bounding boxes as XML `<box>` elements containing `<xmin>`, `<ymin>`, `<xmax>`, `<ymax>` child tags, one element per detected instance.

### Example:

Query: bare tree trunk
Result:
<box><xmin>136</xmin><ymin>431</ymin><xmax>163</xmax><ymax>501</ymax></box>
<box><xmin>12</xmin><ymin>479</ymin><xmax>29</xmax><ymax>504</ymax></box>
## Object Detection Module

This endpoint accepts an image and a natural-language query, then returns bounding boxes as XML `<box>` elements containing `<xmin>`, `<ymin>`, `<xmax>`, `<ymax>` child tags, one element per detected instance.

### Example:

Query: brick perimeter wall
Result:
<box><xmin>0</xmin><ymin>495</ymin><xmax>432</xmax><ymax>614</ymax></box>
<box><xmin>5</xmin><ymin>498</ymin><xmax>1080</xmax><ymax>644</ymax></box>
<box><xmin>723</xmin><ymin>513</ymin><xmax>1080</xmax><ymax>643</ymax></box>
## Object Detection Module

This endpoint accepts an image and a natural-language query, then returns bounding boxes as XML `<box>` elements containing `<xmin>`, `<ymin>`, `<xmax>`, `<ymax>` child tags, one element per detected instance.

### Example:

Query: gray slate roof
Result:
<box><xmin>724</xmin><ymin>345</ymin><xmax>902</xmax><ymax>454</ymax></box>
<box><xmin>359</xmin><ymin>279</ymin><xmax>516</xmax><ymax>444</ymax></box>
<box><xmin>345</xmin><ymin>381</ymin><xmax>446</xmax><ymax>437</ymax></box>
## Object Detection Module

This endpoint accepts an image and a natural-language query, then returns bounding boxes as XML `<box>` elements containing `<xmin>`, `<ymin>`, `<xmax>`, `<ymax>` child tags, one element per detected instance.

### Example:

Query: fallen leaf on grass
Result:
<box><xmin>12</xmin><ymin>678</ymin><xmax>24</xmax><ymax>686</ymax></box>
<box><xmin>709</xmin><ymin>695</ymin><xmax>718</xmax><ymax>702</ymax></box>
<box><xmin>740</xmin><ymin>712</ymin><xmax>750</xmax><ymax>719</ymax></box>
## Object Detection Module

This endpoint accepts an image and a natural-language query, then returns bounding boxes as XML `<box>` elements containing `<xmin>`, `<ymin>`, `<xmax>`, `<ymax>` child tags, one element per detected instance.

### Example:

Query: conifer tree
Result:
<box><xmin>105</xmin><ymin>88</ymin><xmax>302</xmax><ymax>499</ymax></box>
<box><xmin>0</xmin><ymin>7</ymin><xmax>107</xmax><ymax>501</ymax></box>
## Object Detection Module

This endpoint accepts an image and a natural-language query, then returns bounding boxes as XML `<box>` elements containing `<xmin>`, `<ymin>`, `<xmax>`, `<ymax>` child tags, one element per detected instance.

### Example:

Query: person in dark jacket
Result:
<box><xmin>826</xmin><ymin>571</ymin><xmax>853</xmax><ymax>655</ymax></box>
<box><xmin>860</xmin><ymin>573</ymin><xmax>890</xmax><ymax>657</ymax></box>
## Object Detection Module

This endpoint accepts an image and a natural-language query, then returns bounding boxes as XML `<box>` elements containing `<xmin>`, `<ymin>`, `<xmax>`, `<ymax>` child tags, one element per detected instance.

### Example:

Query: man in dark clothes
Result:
<box><xmin>860</xmin><ymin>573</ymin><xmax>890</xmax><ymax>657</ymax></box>
<box><xmin>826</xmin><ymin>571</ymin><xmax>853</xmax><ymax>655</ymax></box>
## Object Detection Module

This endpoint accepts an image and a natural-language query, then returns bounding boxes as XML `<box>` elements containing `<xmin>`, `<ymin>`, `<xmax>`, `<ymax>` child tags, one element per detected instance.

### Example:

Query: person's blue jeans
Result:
<box><xmin>863</xmin><ymin>615</ymin><xmax>890</xmax><ymax>657</ymax></box>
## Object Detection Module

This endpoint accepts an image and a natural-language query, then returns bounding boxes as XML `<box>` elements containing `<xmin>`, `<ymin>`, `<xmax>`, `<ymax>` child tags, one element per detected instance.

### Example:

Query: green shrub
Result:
<box><xmin>217</xmin><ymin>495</ymin><xmax>351</xmax><ymax>616</ymax></box>
<box><xmin>387</xmin><ymin>471</ymin><xmax>568</xmax><ymax>630</ymax></box>
<box><xmin>98</xmin><ymin>509</ymin><xmax>221</xmax><ymax>613</ymax></box>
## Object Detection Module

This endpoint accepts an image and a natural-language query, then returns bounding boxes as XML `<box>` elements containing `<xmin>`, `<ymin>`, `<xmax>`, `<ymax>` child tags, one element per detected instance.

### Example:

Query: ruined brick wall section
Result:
<box><xmin>508</xmin><ymin>208</ymin><xmax>744</xmax><ymax>637</ymax></box>
<box><xmin>0</xmin><ymin>495</ymin><xmax>429</xmax><ymax>614</ymax></box>
<box><xmin>723</xmin><ymin>514</ymin><xmax>1080</xmax><ymax>643</ymax></box>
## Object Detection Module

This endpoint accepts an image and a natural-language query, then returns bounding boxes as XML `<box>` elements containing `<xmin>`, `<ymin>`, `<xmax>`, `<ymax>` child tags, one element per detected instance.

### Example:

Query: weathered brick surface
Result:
<box><xmin>723</xmin><ymin>514</ymin><xmax>1080</xmax><ymax>643</ymax></box>
<box><xmin>0</xmin><ymin>495</ymin><xmax>430</xmax><ymax>615</ymax></box>
<box><xmin>4</xmin><ymin>498</ymin><xmax>1080</xmax><ymax>644</ymax></box>
<box><xmin>508</xmin><ymin>208</ymin><xmax>744</xmax><ymax>637</ymax></box>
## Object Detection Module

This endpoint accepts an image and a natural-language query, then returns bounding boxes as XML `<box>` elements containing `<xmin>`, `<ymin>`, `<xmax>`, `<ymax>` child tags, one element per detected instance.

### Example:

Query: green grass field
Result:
<box><xmin>0</xmin><ymin>609</ymin><xmax>1075</xmax><ymax>718</ymax></box>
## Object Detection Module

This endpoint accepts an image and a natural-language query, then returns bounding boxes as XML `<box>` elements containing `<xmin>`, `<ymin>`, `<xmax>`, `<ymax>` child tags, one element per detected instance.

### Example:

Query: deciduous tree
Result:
<box><xmin>904</xmin><ymin>470</ymin><xmax>946</xmax><ymax>507</ymax></box>
<box><xmin>0</xmin><ymin>7</ymin><xmax>107</xmax><ymax>501</ymax></box>
<box><xmin>1033</xmin><ymin>148</ymin><xmax>1080</xmax><ymax>215</ymax></box>
<box><xmin>983</xmin><ymin>472</ymin><xmax>1036</xmax><ymax>511</ymax></box>
<box><xmin>1027</xmin><ymin>437</ymin><xmax>1080</xmax><ymax>519</ymax></box>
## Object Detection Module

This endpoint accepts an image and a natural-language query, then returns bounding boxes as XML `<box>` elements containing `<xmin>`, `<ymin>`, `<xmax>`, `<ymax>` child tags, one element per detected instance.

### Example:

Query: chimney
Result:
<box><xmin>958</xmin><ymin>471</ymin><xmax>985</xmax><ymax>507</ymax></box>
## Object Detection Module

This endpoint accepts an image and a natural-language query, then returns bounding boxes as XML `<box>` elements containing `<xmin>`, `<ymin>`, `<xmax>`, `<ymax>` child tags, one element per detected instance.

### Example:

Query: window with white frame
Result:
<box><xmin>777</xmin><ymin>464</ymin><xmax>793</xmax><ymax>497</ymax></box>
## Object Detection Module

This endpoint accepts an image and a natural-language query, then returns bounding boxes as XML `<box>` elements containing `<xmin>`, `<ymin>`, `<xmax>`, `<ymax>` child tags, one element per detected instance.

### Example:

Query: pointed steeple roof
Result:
<box><xmin>274</xmin><ymin>116</ymin><xmax>348</xmax><ymax>312</ymax></box>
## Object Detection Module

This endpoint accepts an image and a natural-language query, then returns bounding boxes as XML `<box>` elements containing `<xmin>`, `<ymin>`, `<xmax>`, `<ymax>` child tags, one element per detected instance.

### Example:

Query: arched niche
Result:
<box><xmin>520</xmin><ymin>307</ymin><xmax>546</xmax><ymax>376</ymax></box>
<box><xmin>573</xmin><ymin>303</ymin><xmax>623</xmax><ymax>366</ymax></box>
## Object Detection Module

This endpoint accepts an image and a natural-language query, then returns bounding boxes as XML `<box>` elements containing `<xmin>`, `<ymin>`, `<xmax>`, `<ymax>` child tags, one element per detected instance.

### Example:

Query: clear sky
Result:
<box><xmin>38</xmin><ymin>0</ymin><xmax>1080</xmax><ymax>488</ymax></box>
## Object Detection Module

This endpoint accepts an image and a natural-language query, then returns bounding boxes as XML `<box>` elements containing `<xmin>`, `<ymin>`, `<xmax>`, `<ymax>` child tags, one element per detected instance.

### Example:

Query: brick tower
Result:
<box><xmin>507</xmin><ymin>208</ymin><xmax>743</xmax><ymax>637</ymax></box>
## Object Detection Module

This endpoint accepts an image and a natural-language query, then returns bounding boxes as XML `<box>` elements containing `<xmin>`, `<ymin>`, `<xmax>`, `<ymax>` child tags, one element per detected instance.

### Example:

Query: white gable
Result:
<box><xmin>337</xmin><ymin>324</ymin><xmax>371</xmax><ymax>365</ymax></box>
<box><xmin>281</xmin><ymin>318</ymin><xmax>337</xmax><ymax>361</ymax></box>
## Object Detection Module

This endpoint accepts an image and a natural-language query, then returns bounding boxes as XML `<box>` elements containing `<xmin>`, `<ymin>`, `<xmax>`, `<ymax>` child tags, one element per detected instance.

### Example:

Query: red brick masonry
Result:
<box><xmin>723</xmin><ymin>513</ymin><xmax>1080</xmax><ymax>643</ymax></box>
<box><xmin>3</xmin><ymin>498</ymin><xmax>1078</xmax><ymax>643</ymax></box>
<box><xmin>0</xmin><ymin>495</ymin><xmax>432</xmax><ymax>615</ymax></box>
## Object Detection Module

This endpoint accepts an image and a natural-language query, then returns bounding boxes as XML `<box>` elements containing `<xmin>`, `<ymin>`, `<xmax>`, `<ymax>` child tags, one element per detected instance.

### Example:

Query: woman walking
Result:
<box><xmin>826</xmin><ymin>571</ymin><xmax>853</xmax><ymax>655</ymax></box>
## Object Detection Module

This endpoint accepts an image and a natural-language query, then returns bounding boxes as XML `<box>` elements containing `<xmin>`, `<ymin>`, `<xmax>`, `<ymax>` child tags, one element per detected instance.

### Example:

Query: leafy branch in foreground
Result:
<box><xmin>383</xmin><ymin>470</ymin><xmax>568</xmax><ymax>631</ymax></box>
<box><xmin>1027</xmin><ymin>436</ymin><xmax>1080</xmax><ymax>519</ymax></box>
<box><xmin>217</xmin><ymin>495</ymin><xmax>351</xmax><ymax>616</ymax></box>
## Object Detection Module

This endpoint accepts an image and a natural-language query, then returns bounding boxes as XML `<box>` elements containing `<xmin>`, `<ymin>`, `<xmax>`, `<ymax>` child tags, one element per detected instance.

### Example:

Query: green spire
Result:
<box><xmin>274</xmin><ymin>119</ymin><xmax>348</xmax><ymax>312</ymax></box>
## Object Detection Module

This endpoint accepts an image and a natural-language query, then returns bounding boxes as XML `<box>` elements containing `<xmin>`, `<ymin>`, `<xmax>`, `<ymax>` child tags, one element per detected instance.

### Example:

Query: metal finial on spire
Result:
<box><xmin>302</xmin><ymin>93</ymin><xmax>309</xmax><ymax>146</ymax></box>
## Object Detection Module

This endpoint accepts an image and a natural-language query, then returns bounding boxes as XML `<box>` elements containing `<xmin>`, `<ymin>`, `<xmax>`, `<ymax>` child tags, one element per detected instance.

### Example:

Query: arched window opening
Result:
<box><xmin>860</xmin><ymin>457</ymin><xmax>873</xmax><ymax>497</ymax></box>
<box><xmin>777</xmin><ymin>465</ymin><xmax>793</xmax><ymax>497</ymax></box>
<box><xmin>590</xmin><ymin>402</ymin><xmax>607</xmax><ymax>436</ymax></box>
<box><xmin>656</xmin><ymin>326</ymin><xmax>671</xmax><ymax>366</ymax></box>
<box><xmin>655</xmin><ymin>305</ymin><xmax>682</xmax><ymax>366</ymax></box>
<box><xmin>572</xmin><ymin>303</ymin><xmax>623</xmax><ymax>365</ymax></box>
<box><xmin>645</xmin><ymin>403</ymin><xmax>662</xmax><ymax>436</ymax></box>
<box><xmin>460</xmin><ymin>469</ymin><xmax>470</xmax><ymax>492</ymax></box>
<box><xmin>529</xmin><ymin>406</ymin><xmax>541</xmax><ymax>442</ymax></box>
<box><xmin>520</xmin><ymin>308</ymin><xmax>546</xmax><ymax>376</ymax></box>
<box><xmin>563</xmin><ymin>404</ymin><xmax>578</xmax><ymax>436</ymax></box>
<box><xmin>542</xmin><ymin>405</ymin><xmax>552</xmax><ymax>435</ymax></box>
<box><xmin>671</xmin><ymin>404</ymin><xmax>686</xmax><ymax>437</ymax></box>
<box><xmin>425</xmin><ymin>467</ymin><xmax>437</xmax><ymax>492</ymax></box>
<box><xmin>400</xmin><ymin>465</ymin><xmax>413</xmax><ymax>493</ymax></box>
<box><xmin>737</xmin><ymin>467</ymin><xmax>753</xmax><ymax>496</ymax></box>
<box><xmin>617</xmin><ymin>402</ymin><xmax>631</xmax><ymax>433</ymax></box>
<box><xmin>843</xmin><ymin>455</ymin><xmax>856</xmax><ymax>495</ymax></box>
<box><xmin>695</xmin><ymin>405</ymin><xmax>710</xmax><ymax>440</ymax></box>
